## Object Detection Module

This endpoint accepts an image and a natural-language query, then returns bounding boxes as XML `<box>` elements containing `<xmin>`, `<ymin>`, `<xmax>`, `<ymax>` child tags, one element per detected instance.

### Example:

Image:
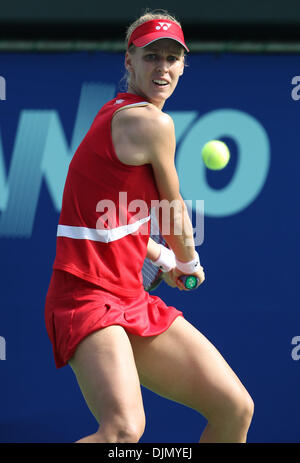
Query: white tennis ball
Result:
<box><xmin>201</xmin><ymin>140</ymin><xmax>230</xmax><ymax>170</ymax></box>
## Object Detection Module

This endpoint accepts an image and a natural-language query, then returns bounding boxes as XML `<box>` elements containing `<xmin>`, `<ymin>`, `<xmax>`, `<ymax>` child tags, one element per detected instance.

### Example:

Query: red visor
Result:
<box><xmin>128</xmin><ymin>19</ymin><xmax>189</xmax><ymax>52</ymax></box>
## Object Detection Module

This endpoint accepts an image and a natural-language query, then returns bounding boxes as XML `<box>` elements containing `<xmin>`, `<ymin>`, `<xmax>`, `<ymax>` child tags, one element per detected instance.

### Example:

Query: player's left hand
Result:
<box><xmin>162</xmin><ymin>270</ymin><xmax>177</xmax><ymax>288</ymax></box>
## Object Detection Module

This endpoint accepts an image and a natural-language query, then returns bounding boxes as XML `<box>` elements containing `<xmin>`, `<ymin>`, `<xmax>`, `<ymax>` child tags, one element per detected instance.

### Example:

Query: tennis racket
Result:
<box><xmin>142</xmin><ymin>211</ymin><xmax>199</xmax><ymax>291</ymax></box>
<box><xmin>142</xmin><ymin>232</ymin><xmax>166</xmax><ymax>291</ymax></box>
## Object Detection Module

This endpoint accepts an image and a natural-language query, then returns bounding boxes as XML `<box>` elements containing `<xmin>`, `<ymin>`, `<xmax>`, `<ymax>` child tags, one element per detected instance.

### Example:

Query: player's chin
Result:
<box><xmin>149</xmin><ymin>86</ymin><xmax>174</xmax><ymax>104</ymax></box>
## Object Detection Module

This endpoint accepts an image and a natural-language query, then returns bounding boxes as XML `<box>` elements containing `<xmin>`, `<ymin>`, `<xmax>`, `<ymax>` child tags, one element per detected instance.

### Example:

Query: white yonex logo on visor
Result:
<box><xmin>155</xmin><ymin>22</ymin><xmax>172</xmax><ymax>31</ymax></box>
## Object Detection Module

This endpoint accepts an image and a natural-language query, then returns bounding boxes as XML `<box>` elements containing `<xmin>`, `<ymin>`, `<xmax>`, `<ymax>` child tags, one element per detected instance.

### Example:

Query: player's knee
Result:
<box><xmin>239</xmin><ymin>392</ymin><xmax>254</xmax><ymax>428</ymax></box>
<box><xmin>115</xmin><ymin>423</ymin><xmax>145</xmax><ymax>443</ymax></box>
<box><xmin>219</xmin><ymin>390</ymin><xmax>254</xmax><ymax>431</ymax></box>
<box><xmin>100</xmin><ymin>412</ymin><xmax>146</xmax><ymax>443</ymax></box>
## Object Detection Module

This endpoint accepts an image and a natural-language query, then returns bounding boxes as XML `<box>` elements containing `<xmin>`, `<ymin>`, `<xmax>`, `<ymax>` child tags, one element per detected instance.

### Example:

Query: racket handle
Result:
<box><xmin>178</xmin><ymin>275</ymin><xmax>199</xmax><ymax>290</ymax></box>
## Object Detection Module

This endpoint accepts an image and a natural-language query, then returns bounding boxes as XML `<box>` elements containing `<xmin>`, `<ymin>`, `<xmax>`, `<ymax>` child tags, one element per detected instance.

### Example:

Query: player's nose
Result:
<box><xmin>155</xmin><ymin>58</ymin><xmax>169</xmax><ymax>73</ymax></box>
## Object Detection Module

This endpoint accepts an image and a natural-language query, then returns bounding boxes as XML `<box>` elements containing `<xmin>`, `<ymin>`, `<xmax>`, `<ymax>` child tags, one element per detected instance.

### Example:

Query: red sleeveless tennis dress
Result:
<box><xmin>45</xmin><ymin>92</ymin><xmax>183</xmax><ymax>368</ymax></box>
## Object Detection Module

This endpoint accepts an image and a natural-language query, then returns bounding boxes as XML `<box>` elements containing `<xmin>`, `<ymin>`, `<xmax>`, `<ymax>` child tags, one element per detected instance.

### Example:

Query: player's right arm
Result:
<box><xmin>140</xmin><ymin>107</ymin><xmax>195</xmax><ymax>261</ymax></box>
<box><xmin>113</xmin><ymin>105</ymin><xmax>196</xmax><ymax>261</ymax></box>
<box><xmin>112</xmin><ymin>105</ymin><xmax>205</xmax><ymax>288</ymax></box>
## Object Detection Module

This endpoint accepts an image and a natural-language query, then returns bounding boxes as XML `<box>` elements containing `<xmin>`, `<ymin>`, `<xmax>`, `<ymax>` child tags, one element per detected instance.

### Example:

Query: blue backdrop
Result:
<box><xmin>0</xmin><ymin>51</ymin><xmax>299</xmax><ymax>443</ymax></box>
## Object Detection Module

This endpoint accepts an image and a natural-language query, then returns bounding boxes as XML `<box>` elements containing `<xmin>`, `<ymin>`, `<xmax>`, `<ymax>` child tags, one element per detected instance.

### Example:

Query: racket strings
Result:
<box><xmin>142</xmin><ymin>209</ymin><xmax>166</xmax><ymax>291</ymax></box>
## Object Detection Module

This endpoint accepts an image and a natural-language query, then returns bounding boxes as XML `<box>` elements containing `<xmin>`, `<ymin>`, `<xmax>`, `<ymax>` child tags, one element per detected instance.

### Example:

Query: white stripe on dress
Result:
<box><xmin>57</xmin><ymin>215</ymin><xmax>150</xmax><ymax>243</ymax></box>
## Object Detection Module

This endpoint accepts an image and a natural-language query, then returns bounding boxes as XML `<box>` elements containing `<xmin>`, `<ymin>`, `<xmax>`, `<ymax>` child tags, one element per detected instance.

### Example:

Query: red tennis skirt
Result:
<box><xmin>44</xmin><ymin>269</ymin><xmax>183</xmax><ymax>368</ymax></box>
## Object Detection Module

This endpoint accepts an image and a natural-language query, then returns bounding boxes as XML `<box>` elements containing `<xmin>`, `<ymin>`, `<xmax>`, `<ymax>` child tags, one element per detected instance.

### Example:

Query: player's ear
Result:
<box><xmin>179</xmin><ymin>59</ymin><xmax>184</xmax><ymax>76</ymax></box>
<box><xmin>125</xmin><ymin>51</ymin><xmax>133</xmax><ymax>72</ymax></box>
<box><xmin>179</xmin><ymin>52</ymin><xmax>185</xmax><ymax>76</ymax></box>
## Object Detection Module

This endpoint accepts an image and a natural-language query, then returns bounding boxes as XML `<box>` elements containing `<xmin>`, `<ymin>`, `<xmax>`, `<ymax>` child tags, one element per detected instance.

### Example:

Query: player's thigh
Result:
<box><xmin>127</xmin><ymin>316</ymin><xmax>252</xmax><ymax>421</ymax></box>
<box><xmin>69</xmin><ymin>325</ymin><xmax>145</xmax><ymax>427</ymax></box>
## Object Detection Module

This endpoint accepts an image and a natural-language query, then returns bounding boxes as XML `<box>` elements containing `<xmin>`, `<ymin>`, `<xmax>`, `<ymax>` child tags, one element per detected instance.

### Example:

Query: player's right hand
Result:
<box><xmin>170</xmin><ymin>266</ymin><xmax>205</xmax><ymax>291</ymax></box>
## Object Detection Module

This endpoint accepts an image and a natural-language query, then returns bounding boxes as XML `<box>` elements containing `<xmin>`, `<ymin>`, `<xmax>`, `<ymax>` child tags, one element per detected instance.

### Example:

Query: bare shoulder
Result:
<box><xmin>114</xmin><ymin>104</ymin><xmax>174</xmax><ymax>137</ymax></box>
<box><xmin>112</xmin><ymin>104</ymin><xmax>175</xmax><ymax>165</ymax></box>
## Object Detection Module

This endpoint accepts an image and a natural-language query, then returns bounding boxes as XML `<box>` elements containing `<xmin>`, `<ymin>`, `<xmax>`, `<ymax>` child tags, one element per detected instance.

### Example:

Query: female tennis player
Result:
<box><xmin>45</xmin><ymin>10</ymin><xmax>254</xmax><ymax>443</ymax></box>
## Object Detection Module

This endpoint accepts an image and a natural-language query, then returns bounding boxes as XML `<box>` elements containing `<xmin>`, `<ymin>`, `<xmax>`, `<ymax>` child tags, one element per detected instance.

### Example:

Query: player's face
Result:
<box><xmin>125</xmin><ymin>39</ymin><xmax>185</xmax><ymax>109</ymax></box>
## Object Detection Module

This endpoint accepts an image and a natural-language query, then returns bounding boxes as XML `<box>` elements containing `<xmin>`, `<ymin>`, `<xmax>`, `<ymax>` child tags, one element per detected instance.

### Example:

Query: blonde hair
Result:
<box><xmin>125</xmin><ymin>9</ymin><xmax>182</xmax><ymax>51</ymax></box>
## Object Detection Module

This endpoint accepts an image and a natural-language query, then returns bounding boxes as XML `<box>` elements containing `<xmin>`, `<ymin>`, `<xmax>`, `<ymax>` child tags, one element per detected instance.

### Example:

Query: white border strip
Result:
<box><xmin>57</xmin><ymin>215</ymin><xmax>150</xmax><ymax>243</ymax></box>
<box><xmin>114</xmin><ymin>101</ymin><xmax>149</xmax><ymax>114</ymax></box>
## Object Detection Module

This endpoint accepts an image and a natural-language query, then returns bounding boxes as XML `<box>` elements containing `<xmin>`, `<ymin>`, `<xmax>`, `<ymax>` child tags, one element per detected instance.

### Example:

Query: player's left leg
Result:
<box><xmin>127</xmin><ymin>316</ymin><xmax>254</xmax><ymax>443</ymax></box>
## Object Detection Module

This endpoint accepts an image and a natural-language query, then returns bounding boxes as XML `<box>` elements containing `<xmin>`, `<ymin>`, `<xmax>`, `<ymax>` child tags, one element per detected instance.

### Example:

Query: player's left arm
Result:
<box><xmin>146</xmin><ymin>237</ymin><xmax>177</xmax><ymax>288</ymax></box>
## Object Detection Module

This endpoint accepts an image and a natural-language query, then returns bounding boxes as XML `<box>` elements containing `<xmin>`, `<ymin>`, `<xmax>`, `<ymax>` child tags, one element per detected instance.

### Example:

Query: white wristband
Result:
<box><xmin>151</xmin><ymin>244</ymin><xmax>176</xmax><ymax>272</ymax></box>
<box><xmin>175</xmin><ymin>251</ymin><xmax>201</xmax><ymax>274</ymax></box>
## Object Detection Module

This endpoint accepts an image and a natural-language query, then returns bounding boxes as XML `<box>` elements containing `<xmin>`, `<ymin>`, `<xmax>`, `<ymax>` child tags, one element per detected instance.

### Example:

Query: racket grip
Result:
<box><xmin>178</xmin><ymin>275</ymin><xmax>199</xmax><ymax>290</ymax></box>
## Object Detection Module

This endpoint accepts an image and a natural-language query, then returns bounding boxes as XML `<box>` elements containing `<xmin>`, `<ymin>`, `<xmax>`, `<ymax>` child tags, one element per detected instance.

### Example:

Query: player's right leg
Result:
<box><xmin>68</xmin><ymin>325</ymin><xmax>146</xmax><ymax>443</ymax></box>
